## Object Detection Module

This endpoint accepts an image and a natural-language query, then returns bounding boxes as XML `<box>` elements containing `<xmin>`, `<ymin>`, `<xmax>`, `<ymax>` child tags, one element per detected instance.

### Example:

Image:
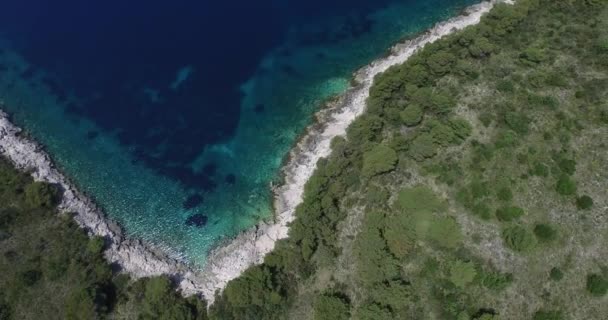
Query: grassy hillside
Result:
<box><xmin>210</xmin><ymin>0</ymin><xmax>608</xmax><ymax>319</ymax></box>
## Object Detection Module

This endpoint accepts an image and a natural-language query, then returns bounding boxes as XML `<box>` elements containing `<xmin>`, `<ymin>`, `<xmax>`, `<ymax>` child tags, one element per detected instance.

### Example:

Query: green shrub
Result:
<box><xmin>502</xmin><ymin>226</ymin><xmax>536</xmax><ymax>252</ymax></box>
<box><xmin>65</xmin><ymin>288</ymin><xmax>97</xmax><ymax>320</ymax></box>
<box><xmin>533</xmin><ymin>310</ymin><xmax>564</xmax><ymax>320</ymax></box>
<box><xmin>549</xmin><ymin>267</ymin><xmax>564</xmax><ymax>281</ymax></box>
<box><xmin>430</xmin><ymin>122</ymin><xmax>457</xmax><ymax>147</ymax></box>
<box><xmin>428</xmin><ymin>216</ymin><xmax>462</xmax><ymax>249</ymax></box>
<box><xmin>449</xmin><ymin>118</ymin><xmax>473</xmax><ymax>143</ymax></box>
<box><xmin>24</xmin><ymin>181</ymin><xmax>57</xmax><ymax>208</ymax></box>
<box><xmin>400</xmin><ymin>105</ymin><xmax>423</xmax><ymax>126</ymax></box>
<box><xmin>449</xmin><ymin>260</ymin><xmax>477</xmax><ymax>288</ymax></box>
<box><xmin>409</xmin><ymin>133</ymin><xmax>438</xmax><ymax>161</ymax></box>
<box><xmin>479</xmin><ymin>271</ymin><xmax>513</xmax><ymax>290</ymax></box>
<box><xmin>472</xmin><ymin>202</ymin><xmax>492</xmax><ymax>220</ymax></box>
<box><xmin>355</xmin><ymin>303</ymin><xmax>392</xmax><ymax>320</ymax></box>
<box><xmin>496</xmin><ymin>186</ymin><xmax>513</xmax><ymax>201</ymax></box>
<box><xmin>313</xmin><ymin>294</ymin><xmax>350</xmax><ymax>320</ymax></box>
<box><xmin>520</xmin><ymin>47</ymin><xmax>547</xmax><ymax>65</ymax></box>
<box><xmin>531</xmin><ymin>162</ymin><xmax>549</xmax><ymax>177</ymax></box>
<box><xmin>557</xmin><ymin>158</ymin><xmax>576</xmax><ymax>175</ymax></box>
<box><xmin>555</xmin><ymin>175</ymin><xmax>577</xmax><ymax>195</ymax></box>
<box><xmin>496</xmin><ymin>206</ymin><xmax>524</xmax><ymax>222</ymax></box>
<box><xmin>533</xmin><ymin>224</ymin><xmax>557</xmax><ymax>243</ymax></box>
<box><xmin>576</xmin><ymin>195</ymin><xmax>594</xmax><ymax>210</ymax></box>
<box><xmin>427</xmin><ymin>51</ymin><xmax>456</xmax><ymax>76</ymax></box>
<box><xmin>494</xmin><ymin>130</ymin><xmax>518</xmax><ymax>149</ymax></box>
<box><xmin>586</xmin><ymin>274</ymin><xmax>608</xmax><ymax>297</ymax></box>
<box><xmin>396</xmin><ymin>186</ymin><xmax>446</xmax><ymax>214</ymax></box>
<box><xmin>504</xmin><ymin>112</ymin><xmax>530</xmax><ymax>135</ymax></box>
<box><xmin>362</xmin><ymin>145</ymin><xmax>398</xmax><ymax>178</ymax></box>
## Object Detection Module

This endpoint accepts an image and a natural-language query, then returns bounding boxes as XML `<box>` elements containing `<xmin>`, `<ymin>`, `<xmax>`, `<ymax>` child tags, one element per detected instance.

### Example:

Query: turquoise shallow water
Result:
<box><xmin>0</xmin><ymin>0</ymin><xmax>478</xmax><ymax>266</ymax></box>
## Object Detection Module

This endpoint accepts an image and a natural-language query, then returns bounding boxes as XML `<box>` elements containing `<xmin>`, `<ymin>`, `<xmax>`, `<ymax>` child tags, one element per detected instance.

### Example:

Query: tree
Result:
<box><xmin>313</xmin><ymin>294</ymin><xmax>350</xmax><ymax>320</ymax></box>
<box><xmin>24</xmin><ymin>181</ymin><xmax>56</xmax><ymax>208</ymax></box>
<box><xmin>356</xmin><ymin>303</ymin><xmax>392</xmax><ymax>320</ymax></box>
<box><xmin>449</xmin><ymin>260</ymin><xmax>477</xmax><ymax>288</ymax></box>
<box><xmin>428</xmin><ymin>216</ymin><xmax>462</xmax><ymax>249</ymax></box>
<box><xmin>520</xmin><ymin>47</ymin><xmax>547</xmax><ymax>65</ymax></box>
<box><xmin>449</xmin><ymin>118</ymin><xmax>473</xmax><ymax>143</ymax></box>
<box><xmin>346</xmin><ymin>115</ymin><xmax>384</xmax><ymax>146</ymax></box>
<box><xmin>427</xmin><ymin>51</ymin><xmax>456</xmax><ymax>75</ymax></box>
<box><xmin>496</xmin><ymin>186</ymin><xmax>513</xmax><ymax>201</ymax></box>
<box><xmin>496</xmin><ymin>206</ymin><xmax>524</xmax><ymax>222</ymax></box>
<box><xmin>409</xmin><ymin>133</ymin><xmax>438</xmax><ymax>161</ymax></box>
<box><xmin>362</xmin><ymin>145</ymin><xmax>398</xmax><ymax>178</ymax></box>
<box><xmin>533</xmin><ymin>224</ymin><xmax>557</xmax><ymax>243</ymax></box>
<box><xmin>533</xmin><ymin>310</ymin><xmax>564</xmax><ymax>320</ymax></box>
<box><xmin>586</xmin><ymin>274</ymin><xmax>608</xmax><ymax>297</ymax></box>
<box><xmin>400</xmin><ymin>105</ymin><xmax>423</xmax><ymax>126</ymax></box>
<box><xmin>65</xmin><ymin>288</ymin><xmax>97</xmax><ymax>320</ymax></box>
<box><xmin>555</xmin><ymin>175</ymin><xmax>577</xmax><ymax>195</ymax></box>
<box><xmin>576</xmin><ymin>195</ymin><xmax>594</xmax><ymax>210</ymax></box>
<box><xmin>502</xmin><ymin>226</ymin><xmax>536</xmax><ymax>252</ymax></box>
<box><xmin>396</xmin><ymin>186</ymin><xmax>446</xmax><ymax>214</ymax></box>
<box><xmin>549</xmin><ymin>267</ymin><xmax>564</xmax><ymax>281</ymax></box>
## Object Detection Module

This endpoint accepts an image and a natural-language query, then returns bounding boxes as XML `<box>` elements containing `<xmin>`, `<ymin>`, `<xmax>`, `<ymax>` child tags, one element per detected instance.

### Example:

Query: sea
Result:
<box><xmin>0</xmin><ymin>0</ymin><xmax>478</xmax><ymax>266</ymax></box>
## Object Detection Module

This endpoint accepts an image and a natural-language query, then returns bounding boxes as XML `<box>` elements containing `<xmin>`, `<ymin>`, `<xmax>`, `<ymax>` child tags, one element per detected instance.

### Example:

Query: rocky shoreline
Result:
<box><xmin>0</xmin><ymin>0</ymin><xmax>508</xmax><ymax>304</ymax></box>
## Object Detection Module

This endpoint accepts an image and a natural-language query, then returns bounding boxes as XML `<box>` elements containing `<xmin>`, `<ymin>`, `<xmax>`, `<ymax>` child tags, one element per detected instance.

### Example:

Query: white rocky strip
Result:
<box><xmin>0</xmin><ymin>0</ymin><xmax>510</xmax><ymax>304</ymax></box>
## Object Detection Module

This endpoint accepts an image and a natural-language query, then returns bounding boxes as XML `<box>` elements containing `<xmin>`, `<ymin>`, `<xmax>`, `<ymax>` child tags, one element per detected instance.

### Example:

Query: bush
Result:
<box><xmin>409</xmin><ymin>133</ymin><xmax>438</xmax><ymax>161</ymax></box>
<box><xmin>586</xmin><ymin>274</ymin><xmax>608</xmax><ymax>297</ymax></box>
<box><xmin>24</xmin><ymin>181</ymin><xmax>57</xmax><ymax>208</ymax></box>
<box><xmin>396</xmin><ymin>186</ymin><xmax>446</xmax><ymax>214</ymax></box>
<box><xmin>313</xmin><ymin>294</ymin><xmax>350</xmax><ymax>320</ymax></box>
<box><xmin>449</xmin><ymin>118</ymin><xmax>473</xmax><ymax>143</ymax></box>
<box><xmin>549</xmin><ymin>267</ymin><xmax>564</xmax><ymax>281</ymax></box>
<box><xmin>496</xmin><ymin>186</ymin><xmax>513</xmax><ymax>201</ymax></box>
<box><xmin>533</xmin><ymin>310</ymin><xmax>564</xmax><ymax>320</ymax></box>
<box><xmin>576</xmin><ymin>195</ymin><xmax>594</xmax><ymax>210</ymax></box>
<box><xmin>502</xmin><ymin>226</ymin><xmax>536</xmax><ymax>252</ymax></box>
<box><xmin>400</xmin><ymin>105</ymin><xmax>423</xmax><ymax>126</ymax></box>
<box><xmin>496</xmin><ymin>206</ymin><xmax>524</xmax><ymax>222</ymax></box>
<box><xmin>555</xmin><ymin>175</ymin><xmax>576</xmax><ymax>196</ymax></box>
<box><xmin>65</xmin><ymin>289</ymin><xmax>97</xmax><ymax>320</ymax></box>
<box><xmin>479</xmin><ymin>271</ymin><xmax>513</xmax><ymax>290</ymax></box>
<box><xmin>494</xmin><ymin>130</ymin><xmax>518</xmax><ymax>149</ymax></box>
<box><xmin>504</xmin><ymin>112</ymin><xmax>530</xmax><ymax>135</ymax></box>
<box><xmin>557</xmin><ymin>158</ymin><xmax>576</xmax><ymax>175</ymax></box>
<box><xmin>362</xmin><ymin>145</ymin><xmax>398</xmax><ymax>178</ymax></box>
<box><xmin>531</xmin><ymin>162</ymin><xmax>549</xmax><ymax>177</ymax></box>
<box><xmin>449</xmin><ymin>260</ymin><xmax>477</xmax><ymax>288</ymax></box>
<box><xmin>428</xmin><ymin>216</ymin><xmax>462</xmax><ymax>249</ymax></box>
<box><xmin>520</xmin><ymin>47</ymin><xmax>547</xmax><ymax>65</ymax></box>
<box><xmin>533</xmin><ymin>224</ymin><xmax>557</xmax><ymax>243</ymax></box>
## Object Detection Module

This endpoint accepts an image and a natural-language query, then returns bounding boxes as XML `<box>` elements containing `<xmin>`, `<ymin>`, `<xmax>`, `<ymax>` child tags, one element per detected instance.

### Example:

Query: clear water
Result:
<box><xmin>0</xmin><ymin>0</ymin><xmax>478</xmax><ymax>265</ymax></box>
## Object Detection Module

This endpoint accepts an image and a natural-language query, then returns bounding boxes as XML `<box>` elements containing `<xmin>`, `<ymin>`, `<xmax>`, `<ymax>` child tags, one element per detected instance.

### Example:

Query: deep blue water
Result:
<box><xmin>0</xmin><ymin>0</ymin><xmax>477</xmax><ymax>265</ymax></box>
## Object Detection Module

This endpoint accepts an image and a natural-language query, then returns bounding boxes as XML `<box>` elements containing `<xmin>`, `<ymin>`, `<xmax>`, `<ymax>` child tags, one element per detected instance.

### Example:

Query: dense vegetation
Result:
<box><xmin>0</xmin><ymin>159</ymin><xmax>207</xmax><ymax>319</ymax></box>
<box><xmin>2</xmin><ymin>0</ymin><xmax>607</xmax><ymax>319</ymax></box>
<box><xmin>210</xmin><ymin>0</ymin><xmax>608</xmax><ymax>319</ymax></box>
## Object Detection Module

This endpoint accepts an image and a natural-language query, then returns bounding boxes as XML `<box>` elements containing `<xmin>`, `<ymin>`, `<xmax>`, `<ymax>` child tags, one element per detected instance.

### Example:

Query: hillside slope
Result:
<box><xmin>211</xmin><ymin>0</ymin><xmax>608</xmax><ymax>319</ymax></box>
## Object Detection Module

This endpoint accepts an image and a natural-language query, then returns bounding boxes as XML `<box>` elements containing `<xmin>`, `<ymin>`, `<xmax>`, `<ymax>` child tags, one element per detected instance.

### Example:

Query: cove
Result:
<box><xmin>0</xmin><ymin>0</ymin><xmax>478</xmax><ymax>265</ymax></box>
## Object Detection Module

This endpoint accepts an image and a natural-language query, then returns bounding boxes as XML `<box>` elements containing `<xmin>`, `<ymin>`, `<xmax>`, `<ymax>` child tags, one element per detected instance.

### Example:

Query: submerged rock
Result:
<box><xmin>183</xmin><ymin>194</ymin><xmax>204</xmax><ymax>209</ymax></box>
<box><xmin>185</xmin><ymin>214</ymin><xmax>208</xmax><ymax>228</ymax></box>
<box><xmin>86</xmin><ymin>130</ymin><xmax>99</xmax><ymax>140</ymax></box>
<box><xmin>254</xmin><ymin>104</ymin><xmax>265</xmax><ymax>114</ymax></box>
<box><xmin>225</xmin><ymin>174</ymin><xmax>236</xmax><ymax>185</ymax></box>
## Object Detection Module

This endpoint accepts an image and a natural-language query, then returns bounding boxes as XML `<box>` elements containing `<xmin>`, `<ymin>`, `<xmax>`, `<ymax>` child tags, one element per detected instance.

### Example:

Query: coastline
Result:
<box><xmin>0</xmin><ymin>0</ymin><xmax>509</xmax><ymax>304</ymax></box>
